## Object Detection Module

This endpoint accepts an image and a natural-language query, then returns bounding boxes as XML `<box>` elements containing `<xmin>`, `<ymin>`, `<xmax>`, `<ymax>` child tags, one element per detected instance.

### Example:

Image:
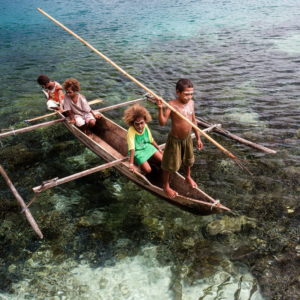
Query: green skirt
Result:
<box><xmin>134</xmin><ymin>144</ymin><xmax>157</xmax><ymax>165</ymax></box>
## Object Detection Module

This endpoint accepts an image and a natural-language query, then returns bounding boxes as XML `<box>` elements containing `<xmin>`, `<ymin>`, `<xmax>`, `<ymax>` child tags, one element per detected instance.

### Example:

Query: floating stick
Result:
<box><xmin>37</xmin><ymin>8</ymin><xmax>248</xmax><ymax>172</ymax></box>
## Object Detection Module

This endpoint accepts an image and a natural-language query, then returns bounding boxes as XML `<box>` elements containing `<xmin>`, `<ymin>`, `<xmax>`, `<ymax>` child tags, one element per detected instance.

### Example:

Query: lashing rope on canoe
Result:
<box><xmin>210</xmin><ymin>200</ymin><xmax>220</xmax><ymax>210</ymax></box>
<box><xmin>22</xmin><ymin>193</ymin><xmax>38</xmax><ymax>213</ymax></box>
<box><xmin>22</xmin><ymin>178</ymin><xmax>59</xmax><ymax>213</ymax></box>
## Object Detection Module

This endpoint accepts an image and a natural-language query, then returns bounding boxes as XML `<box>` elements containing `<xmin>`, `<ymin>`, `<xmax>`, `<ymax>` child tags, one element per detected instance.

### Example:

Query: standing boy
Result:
<box><xmin>156</xmin><ymin>78</ymin><xmax>203</xmax><ymax>198</ymax></box>
<box><xmin>37</xmin><ymin>74</ymin><xmax>64</xmax><ymax>111</ymax></box>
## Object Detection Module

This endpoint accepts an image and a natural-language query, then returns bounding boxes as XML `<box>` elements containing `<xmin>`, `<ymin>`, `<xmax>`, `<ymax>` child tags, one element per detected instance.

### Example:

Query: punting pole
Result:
<box><xmin>37</xmin><ymin>8</ymin><xmax>250</xmax><ymax>173</ymax></box>
<box><xmin>0</xmin><ymin>165</ymin><xmax>43</xmax><ymax>239</ymax></box>
<box><xmin>33</xmin><ymin>157</ymin><xmax>128</xmax><ymax>193</ymax></box>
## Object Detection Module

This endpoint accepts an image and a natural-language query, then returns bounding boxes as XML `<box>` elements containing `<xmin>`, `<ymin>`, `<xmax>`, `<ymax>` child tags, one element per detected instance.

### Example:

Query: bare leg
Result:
<box><xmin>140</xmin><ymin>161</ymin><xmax>152</xmax><ymax>174</ymax></box>
<box><xmin>163</xmin><ymin>170</ymin><xmax>178</xmax><ymax>198</ymax></box>
<box><xmin>185</xmin><ymin>166</ymin><xmax>197</xmax><ymax>188</ymax></box>
<box><xmin>83</xmin><ymin>120</ymin><xmax>96</xmax><ymax>136</ymax></box>
<box><xmin>151</xmin><ymin>150</ymin><xmax>163</xmax><ymax>163</ymax></box>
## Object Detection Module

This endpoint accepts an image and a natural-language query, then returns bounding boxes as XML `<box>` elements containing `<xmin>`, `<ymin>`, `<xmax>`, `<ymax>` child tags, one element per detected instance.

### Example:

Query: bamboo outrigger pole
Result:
<box><xmin>33</xmin><ymin>157</ymin><xmax>128</xmax><ymax>193</ymax></box>
<box><xmin>37</xmin><ymin>8</ymin><xmax>247</xmax><ymax>171</ymax></box>
<box><xmin>0</xmin><ymin>99</ymin><xmax>103</xmax><ymax>138</ymax></box>
<box><xmin>0</xmin><ymin>118</ymin><xmax>65</xmax><ymax>139</ymax></box>
<box><xmin>25</xmin><ymin>98</ymin><xmax>103</xmax><ymax>123</ymax></box>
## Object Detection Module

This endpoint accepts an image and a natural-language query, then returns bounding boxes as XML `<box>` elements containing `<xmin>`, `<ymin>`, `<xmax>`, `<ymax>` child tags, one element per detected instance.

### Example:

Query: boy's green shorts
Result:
<box><xmin>161</xmin><ymin>134</ymin><xmax>194</xmax><ymax>172</ymax></box>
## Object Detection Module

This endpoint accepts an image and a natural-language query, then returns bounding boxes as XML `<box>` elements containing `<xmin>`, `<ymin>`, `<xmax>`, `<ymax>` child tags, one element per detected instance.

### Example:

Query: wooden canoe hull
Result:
<box><xmin>62</xmin><ymin>115</ymin><xmax>230</xmax><ymax>214</ymax></box>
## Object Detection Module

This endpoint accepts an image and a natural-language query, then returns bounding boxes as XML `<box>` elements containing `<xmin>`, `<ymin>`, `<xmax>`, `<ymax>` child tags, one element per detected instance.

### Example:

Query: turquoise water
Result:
<box><xmin>1</xmin><ymin>0</ymin><xmax>300</xmax><ymax>299</ymax></box>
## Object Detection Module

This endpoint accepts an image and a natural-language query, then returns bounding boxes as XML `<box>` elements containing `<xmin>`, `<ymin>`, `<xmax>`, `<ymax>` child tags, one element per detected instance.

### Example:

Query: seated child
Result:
<box><xmin>123</xmin><ymin>104</ymin><xmax>163</xmax><ymax>174</ymax></box>
<box><xmin>62</xmin><ymin>78</ymin><xmax>101</xmax><ymax>135</ymax></box>
<box><xmin>37</xmin><ymin>74</ymin><xmax>64</xmax><ymax>111</ymax></box>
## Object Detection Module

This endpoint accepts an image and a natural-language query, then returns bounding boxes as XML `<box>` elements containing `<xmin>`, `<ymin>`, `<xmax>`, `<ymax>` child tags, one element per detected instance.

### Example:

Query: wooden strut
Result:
<box><xmin>37</xmin><ymin>8</ymin><xmax>247</xmax><ymax>170</ymax></box>
<box><xmin>0</xmin><ymin>99</ymin><xmax>103</xmax><ymax>139</ymax></box>
<box><xmin>25</xmin><ymin>98</ymin><xmax>103</xmax><ymax>123</ymax></box>
<box><xmin>0</xmin><ymin>165</ymin><xmax>43</xmax><ymax>239</ymax></box>
<box><xmin>94</xmin><ymin>96</ymin><xmax>146</xmax><ymax>113</ymax></box>
<box><xmin>0</xmin><ymin>118</ymin><xmax>65</xmax><ymax>139</ymax></box>
<box><xmin>33</xmin><ymin>157</ymin><xmax>128</xmax><ymax>193</ymax></box>
<box><xmin>196</xmin><ymin>118</ymin><xmax>276</xmax><ymax>154</ymax></box>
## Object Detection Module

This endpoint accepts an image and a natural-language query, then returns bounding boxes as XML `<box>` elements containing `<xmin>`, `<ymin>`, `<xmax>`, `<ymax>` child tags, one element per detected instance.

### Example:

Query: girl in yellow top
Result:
<box><xmin>123</xmin><ymin>104</ymin><xmax>162</xmax><ymax>173</ymax></box>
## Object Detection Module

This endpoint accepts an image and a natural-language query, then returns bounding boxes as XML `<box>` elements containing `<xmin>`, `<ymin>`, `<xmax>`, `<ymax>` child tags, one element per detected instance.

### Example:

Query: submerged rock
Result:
<box><xmin>77</xmin><ymin>210</ymin><xmax>105</xmax><ymax>227</ymax></box>
<box><xmin>282</xmin><ymin>166</ymin><xmax>300</xmax><ymax>185</ymax></box>
<box><xmin>206</xmin><ymin>215</ymin><xmax>257</xmax><ymax>236</ymax></box>
<box><xmin>0</xmin><ymin>143</ymin><xmax>38</xmax><ymax>166</ymax></box>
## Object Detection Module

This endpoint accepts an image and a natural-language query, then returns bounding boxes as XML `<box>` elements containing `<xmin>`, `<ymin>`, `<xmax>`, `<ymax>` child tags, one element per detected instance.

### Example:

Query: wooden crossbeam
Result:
<box><xmin>25</xmin><ymin>98</ymin><xmax>103</xmax><ymax>122</ymax></box>
<box><xmin>0</xmin><ymin>118</ymin><xmax>65</xmax><ymax>139</ymax></box>
<box><xmin>33</xmin><ymin>157</ymin><xmax>128</xmax><ymax>193</ymax></box>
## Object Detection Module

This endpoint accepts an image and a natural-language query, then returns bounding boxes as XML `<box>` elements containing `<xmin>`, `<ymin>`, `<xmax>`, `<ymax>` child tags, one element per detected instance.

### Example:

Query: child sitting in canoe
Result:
<box><xmin>123</xmin><ymin>104</ymin><xmax>163</xmax><ymax>173</ymax></box>
<box><xmin>156</xmin><ymin>78</ymin><xmax>203</xmax><ymax>198</ymax></box>
<box><xmin>37</xmin><ymin>74</ymin><xmax>64</xmax><ymax>111</ymax></box>
<box><xmin>63</xmin><ymin>78</ymin><xmax>101</xmax><ymax>135</ymax></box>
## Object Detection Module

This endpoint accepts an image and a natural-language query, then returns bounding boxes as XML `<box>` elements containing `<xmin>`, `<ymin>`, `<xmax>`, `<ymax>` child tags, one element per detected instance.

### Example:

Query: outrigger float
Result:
<box><xmin>0</xmin><ymin>9</ymin><xmax>276</xmax><ymax>238</ymax></box>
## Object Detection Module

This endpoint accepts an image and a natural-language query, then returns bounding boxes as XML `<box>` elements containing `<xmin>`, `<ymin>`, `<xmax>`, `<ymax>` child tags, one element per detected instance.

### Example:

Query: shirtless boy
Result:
<box><xmin>156</xmin><ymin>78</ymin><xmax>203</xmax><ymax>198</ymax></box>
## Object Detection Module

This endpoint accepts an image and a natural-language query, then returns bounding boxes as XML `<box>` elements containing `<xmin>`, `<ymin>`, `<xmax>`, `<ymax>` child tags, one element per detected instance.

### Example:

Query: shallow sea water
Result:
<box><xmin>0</xmin><ymin>0</ymin><xmax>299</xmax><ymax>299</ymax></box>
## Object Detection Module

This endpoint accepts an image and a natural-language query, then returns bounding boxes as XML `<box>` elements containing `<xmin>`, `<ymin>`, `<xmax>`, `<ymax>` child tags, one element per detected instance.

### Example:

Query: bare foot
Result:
<box><xmin>185</xmin><ymin>176</ymin><xmax>197</xmax><ymax>189</ymax></box>
<box><xmin>164</xmin><ymin>186</ymin><xmax>178</xmax><ymax>198</ymax></box>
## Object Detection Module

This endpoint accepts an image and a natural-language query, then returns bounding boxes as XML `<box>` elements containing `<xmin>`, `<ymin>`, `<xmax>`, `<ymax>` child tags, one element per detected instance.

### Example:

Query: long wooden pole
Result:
<box><xmin>33</xmin><ymin>157</ymin><xmax>128</xmax><ymax>193</ymax></box>
<box><xmin>25</xmin><ymin>98</ymin><xmax>103</xmax><ymax>122</ymax></box>
<box><xmin>0</xmin><ymin>165</ymin><xmax>43</xmax><ymax>239</ymax></box>
<box><xmin>0</xmin><ymin>118</ymin><xmax>64</xmax><ymax>138</ymax></box>
<box><xmin>37</xmin><ymin>8</ymin><xmax>240</xmax><ymax>162</ymax></box>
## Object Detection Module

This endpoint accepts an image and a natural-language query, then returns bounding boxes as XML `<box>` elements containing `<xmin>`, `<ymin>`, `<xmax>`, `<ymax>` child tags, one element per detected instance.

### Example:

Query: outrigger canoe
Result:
<box><xmin>1</xmin><ymin>95</ymin><xmax>277</xmax><ymax>238</ymax></box>
<box><xmin>57</xmin><ymin>101</ymin><xmax>230</xmax><ymax>215</ymax></box>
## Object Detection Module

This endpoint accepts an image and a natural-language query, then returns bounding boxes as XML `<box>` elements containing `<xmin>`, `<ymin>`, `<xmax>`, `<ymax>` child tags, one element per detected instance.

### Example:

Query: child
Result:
<box><xmin>156</xmin><ymin>78</ymin><xmax>203</xmax><ymax>198</ymax></box>
<box><xmin>37</xmin><ymin>74</ymin><xmax>64</xmax><ymax>111</ymax></box>
<box><xmin>123</xmin><ymin>104</ymin><xmax>163</xmax><ymax>174</ymax></box>
<box><xmin>63</xmin><ymin>78</ymin><xmax>101</xmax><ymax>135</ymax></box>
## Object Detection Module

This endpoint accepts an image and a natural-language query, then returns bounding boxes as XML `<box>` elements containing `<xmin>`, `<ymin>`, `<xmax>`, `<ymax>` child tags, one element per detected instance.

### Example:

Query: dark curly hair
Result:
<box><xmin>37</xmin><ymin>74</ymin><xmax>50</xmax><ymax>86</ymax></box>
<box><xmin>176</xmin><ymin>78</ymin><xmax>193</xmax><ymax>92</ymax></box>
<box><xmin>63</xmin><ymin>78</ymin><xmax>81</xmax><ymax>92</ymax></box>
<box><xmin>123</xmin><ymin>104</ymin><xmax>152</xmax><ymax>126</ymax></box>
